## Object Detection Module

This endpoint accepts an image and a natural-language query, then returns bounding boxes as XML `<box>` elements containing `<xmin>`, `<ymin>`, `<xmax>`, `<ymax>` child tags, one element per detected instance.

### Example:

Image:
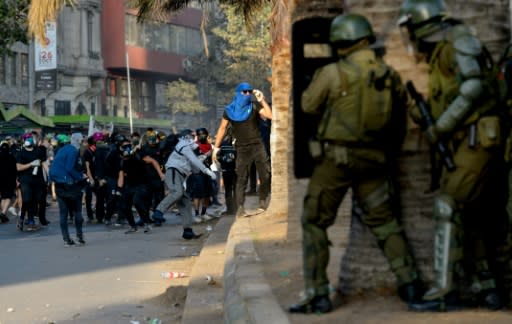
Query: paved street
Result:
<box><xmin>0</xmin><ymin>203</ymin><xmax>210</xmax><ymax>324</ymax></box>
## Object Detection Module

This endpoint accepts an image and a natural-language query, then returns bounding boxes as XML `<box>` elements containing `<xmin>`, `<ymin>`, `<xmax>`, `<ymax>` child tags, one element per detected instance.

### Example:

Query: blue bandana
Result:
<box><xmin>225</xmin><ymin>82</ymin><xmax>253</xmax><ymax>122</ymax></box>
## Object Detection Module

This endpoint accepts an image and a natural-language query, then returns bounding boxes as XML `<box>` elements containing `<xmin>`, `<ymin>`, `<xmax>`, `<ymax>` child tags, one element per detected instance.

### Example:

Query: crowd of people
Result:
<box><xmin>0</xmin><ymin>83</ymin><xmax>272</xmax><ymax>246</ymax></box>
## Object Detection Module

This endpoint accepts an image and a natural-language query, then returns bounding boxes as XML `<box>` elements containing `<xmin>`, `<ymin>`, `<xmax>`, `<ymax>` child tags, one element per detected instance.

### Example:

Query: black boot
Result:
<box><xmin>288</xmin><ymin>295</ymin><xmax>332</xmax><ymax>314</ymax></box>
<box><xmin>182</xmin><ymin>228</ymin><xmax>202</xmax><ymax>240</ymax></box>
<box><xmin>0</xmin><ymin>213</ymin><xmax>9</xmax><ymax>224</ymax></box>
<box><xmin>397</xmin><ymin>279</ymin><xmax>424</xmax><ymax>303</ymax></box>
<box><xmin>478</xmin><ymin>288</ymin><xmax>503</xmax><ymax>310</ymax></box>
<box><xmin>408</xmin><ymin>291</ymin><xmax>466</xmax><ymax>312</ymax></box>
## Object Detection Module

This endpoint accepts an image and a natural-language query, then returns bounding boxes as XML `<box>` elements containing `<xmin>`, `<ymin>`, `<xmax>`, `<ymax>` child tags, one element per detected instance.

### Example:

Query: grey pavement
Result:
<box><xmin>0</xmin><ymin>203</ymin><xmax>210</xmax><ymax>324</ymax></box>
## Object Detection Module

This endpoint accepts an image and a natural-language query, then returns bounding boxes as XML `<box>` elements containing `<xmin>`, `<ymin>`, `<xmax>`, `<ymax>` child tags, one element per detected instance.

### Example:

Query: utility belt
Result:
<box><xmin>456</xmin><ymin>115</ymin><xmax>501</xmax><ymax>149</ymax></box>
<box><xmin>308</xmin><ymin>139</ymin><xmax>386</xmax><ymax>166</ymax></box>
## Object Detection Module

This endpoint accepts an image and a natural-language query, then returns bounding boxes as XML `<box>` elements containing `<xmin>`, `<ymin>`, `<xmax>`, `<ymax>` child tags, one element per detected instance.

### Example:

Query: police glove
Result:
<box><xmin>30</xmin><ymin>159</ymin><xmax>41</xmax><ymax>167</ymax></box>
<box><xmin>203</xmin><ymin>168</ymin><xmax>216</xmax><ymax>181</ymax></box>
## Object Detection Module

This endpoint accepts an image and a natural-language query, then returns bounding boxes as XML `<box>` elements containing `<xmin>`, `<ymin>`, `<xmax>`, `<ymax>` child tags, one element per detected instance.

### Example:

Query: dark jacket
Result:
<box><xmin>49</xmin><ymin>144</ymin><xmax>83</xmax><ymax>184</ymax></box>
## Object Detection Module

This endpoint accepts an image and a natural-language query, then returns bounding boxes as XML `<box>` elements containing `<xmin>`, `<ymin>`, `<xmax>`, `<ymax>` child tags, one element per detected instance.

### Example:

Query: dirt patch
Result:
<box><xmin>250</xmin><ymin>211</ymin><xmax>512</xmax><ymax>324</ymax></box>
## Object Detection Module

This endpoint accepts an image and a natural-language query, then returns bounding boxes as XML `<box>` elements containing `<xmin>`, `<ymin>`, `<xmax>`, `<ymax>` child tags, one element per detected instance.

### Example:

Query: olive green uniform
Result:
<box><xmin>301</xmin><ymin>48</ymin><xmax>419</xmax><ymax>298</ymax></box>
<box><xmin>420</xmin><ymin>26</ymin><xmax>502</xmax><ymax>300</ymax></box>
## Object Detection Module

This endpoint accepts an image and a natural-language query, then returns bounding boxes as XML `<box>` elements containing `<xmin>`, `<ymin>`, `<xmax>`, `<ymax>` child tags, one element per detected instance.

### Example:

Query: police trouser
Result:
<box><xmin>301</xmin><ymin>151</ymin><xmax>417</xmax><ymax>298</ymax></box>
<box><xmin>429</xmin><ymin>134</ymin><xmax>500</xmax><ymax>299</ymax></box>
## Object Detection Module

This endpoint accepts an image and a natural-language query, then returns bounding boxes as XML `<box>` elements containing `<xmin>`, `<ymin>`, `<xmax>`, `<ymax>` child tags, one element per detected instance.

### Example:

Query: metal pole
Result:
<box><xmin>29</xmin><ymin>39</ymin><xmax>35</xmax><ymax>112</ymax></box>
<box><xmin>125</xmin><ymin>52</ymin><xmax>133</xmax><ymax>134</ymax></box>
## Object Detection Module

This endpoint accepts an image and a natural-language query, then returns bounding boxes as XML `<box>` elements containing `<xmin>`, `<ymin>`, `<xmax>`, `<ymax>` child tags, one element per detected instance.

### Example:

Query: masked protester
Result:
<box><xmin>398</xmin><ymin>0</ymin><xmax>504</xmax><ymax>311</ymax></box>
<box><xmin>151</xmin><ymin>129</ymin><xmax>217</xmax><ymax>240</ymax></box>
<box><xmin>187</xmin><ymin>127</ymin><xmax>216</xmax><ymax>223</ymax></box>
<box><xmin>289</xmin><ymin>13</ymin><xmax>424</xmax><ymax>314</ymax></box>
<box><xmin>137</xmin><ymin>129</ymin><xmax>166</xmax><ymax>226</ymax></box>
<box><xmin>213</xmin><ymin>82</ymin><xmax>272</xmax><ymax>217</ymax></box>
<box><xmin>15</xmin><ymin>133</ymin><xmax>47</xmax><ymax>230</ymax></box>
<box><xmin>49</xmin><ymin>134</ymin><xmax>87</xmax><ymax>246</ymax></box>
<box><xmin>115</xmin><ymin>137</ymin><xmax>154</xmax><ymax>234</ymax></box>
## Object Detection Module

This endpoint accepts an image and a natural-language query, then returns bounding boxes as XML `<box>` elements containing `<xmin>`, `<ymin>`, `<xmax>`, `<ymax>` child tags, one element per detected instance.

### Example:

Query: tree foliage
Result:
<box><xmin>166</xmin><ymin>78</ymin><xmax>207</xmax><ymax>115</ymax></box>
<box><xmin>212</xmin><ymin>4</ymin><xmax>271</xmax><ymax>91</ymax></box>
<box><xmin>0</xmin><ymin>0</ymin><xmax>30</xmax><ymax>55</ymax></box>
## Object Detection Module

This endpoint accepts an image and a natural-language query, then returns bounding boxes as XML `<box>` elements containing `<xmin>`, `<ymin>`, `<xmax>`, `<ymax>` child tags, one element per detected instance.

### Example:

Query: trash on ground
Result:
<box><xmin>161</xmin><ymin>271</ymin><xmax>187</xmax><ymax>279</ymax></box>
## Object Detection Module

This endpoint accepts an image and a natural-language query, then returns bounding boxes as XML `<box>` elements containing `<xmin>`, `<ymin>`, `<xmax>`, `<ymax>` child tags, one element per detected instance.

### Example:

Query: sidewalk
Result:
<box><xmin>216</xmin><ymin>196</ymin><xmax>512</xmax><ymax>324</ymax></box>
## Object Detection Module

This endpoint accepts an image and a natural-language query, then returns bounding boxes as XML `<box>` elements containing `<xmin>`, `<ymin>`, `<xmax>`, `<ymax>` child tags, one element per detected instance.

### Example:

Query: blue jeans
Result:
<box><xmin>55</xmin><ymin>183</ymin><xmax>83</xmax><ymax>241</ymax></box>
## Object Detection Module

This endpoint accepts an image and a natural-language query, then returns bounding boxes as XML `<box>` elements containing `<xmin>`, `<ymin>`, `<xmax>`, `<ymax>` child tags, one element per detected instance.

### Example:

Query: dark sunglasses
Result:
<box><xmin>241</xmin><ymin>90</ymin><xmax>253</xmax><ymax>95</ymax></box>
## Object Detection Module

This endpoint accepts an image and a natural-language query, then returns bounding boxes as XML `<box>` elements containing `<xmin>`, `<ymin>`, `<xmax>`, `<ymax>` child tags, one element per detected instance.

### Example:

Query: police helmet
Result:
<box><xmin>398</xmin><ymin>0</ymin><xmax>448</xmax><ymax>40</ymax></box>
<box><xmin>329</xmin><ymin>14</ymin><xmax>376</xmax><ymax>46</ymax></box>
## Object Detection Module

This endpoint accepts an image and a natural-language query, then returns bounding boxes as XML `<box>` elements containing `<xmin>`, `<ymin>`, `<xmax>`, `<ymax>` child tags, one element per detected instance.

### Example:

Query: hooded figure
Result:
<box><xmin>70</xmin><ymin>132</ymin><xmax>83</xmax><ymax>149</ymax></box>
<box><xmin>225</xmin><ymin>82</ymin><xmax>254</xmax><ymax>122</ymax></box>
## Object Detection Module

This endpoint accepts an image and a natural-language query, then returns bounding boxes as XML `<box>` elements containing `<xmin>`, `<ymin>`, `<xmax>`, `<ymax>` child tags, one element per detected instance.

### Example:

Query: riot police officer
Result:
<box><xmin>289</xmin><ymin>13</ymin><xmax>423</xmax><ymax>314</ymax></box>
<box><xmin>398</xmin><ymin>0</ymin><xmax>503</xmax><ymax>311</ymax></box>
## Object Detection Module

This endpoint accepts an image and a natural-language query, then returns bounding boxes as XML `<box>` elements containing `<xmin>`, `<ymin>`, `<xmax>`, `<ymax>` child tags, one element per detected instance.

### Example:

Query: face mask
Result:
<box><xmin>24</xmin><ymin>138</ymin><xmax>34</xmax><ymax>147</ymax></box>
<box><xmin>121</xmin><ymin>144</ymin><xmax>133</xmax><ymax>157</ymax></box>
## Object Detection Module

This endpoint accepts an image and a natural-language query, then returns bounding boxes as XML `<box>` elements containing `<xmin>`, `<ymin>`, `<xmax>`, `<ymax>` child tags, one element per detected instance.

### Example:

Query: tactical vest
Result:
<box><xmin>316</xmin><ymin>49</ymin><xmax>395</xmax><ymax>145</ymax></box>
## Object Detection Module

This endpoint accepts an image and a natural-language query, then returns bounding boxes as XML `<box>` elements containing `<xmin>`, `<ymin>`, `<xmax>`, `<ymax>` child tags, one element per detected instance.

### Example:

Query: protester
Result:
<box><xmin>0</xmin><ymin>141</ymin><xmax>17</xmax><ymax>223</ymax></box>
<box><xmin>216</xmin><ymin>128</ymin><xmax>237</xmax><ymax>216</ymax></box>
<box><xmin>49</xmin><ymin>134</ymin><xmax>87</xmax><ymax>246</ymax></box>
<box><xmin>16</xmin><ymin>132</ymin><xmax>47</xmax><ymax>230</ymax></box>
<box><xmin>152</xmin><ymin>129</ymin><xmax>217</xmax><ymax>240</ymax></box>
<box><xmin>117</xmin><ymin>137</ymin><xmax>156</xmax><ymax>234</ymax></box>
<box><xmin>213</xmin><ymin>82</ymin><xmax>272</xmax><ymax>217</ymax></box>
<box><xmin>188</xmin><ymin>127</ymin><xmax>215</xmax><ymax>223</ymax></box>
<box><xmin>138</xmin><ymin>128</ymin><xmax>166</xmax><ymax>226</ymax></box>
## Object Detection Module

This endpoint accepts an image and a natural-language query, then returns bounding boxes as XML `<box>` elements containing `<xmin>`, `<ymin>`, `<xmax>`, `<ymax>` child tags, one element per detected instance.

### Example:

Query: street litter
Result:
<box><xmin>161</xmin><ymin>271</ymin><xmax>187</xmax><ymax>279</ymax></box>
<box><xmin>206</xmin><ymin>275</ymin><xmax>216</xmax><ymax>285</ymax></box>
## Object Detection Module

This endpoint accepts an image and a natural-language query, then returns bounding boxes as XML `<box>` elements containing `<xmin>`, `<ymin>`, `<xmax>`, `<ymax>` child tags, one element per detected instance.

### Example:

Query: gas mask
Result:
<box><xmin>24</xmin><ymin>137</ymin><xmax>35</xmax><ymax>148</ymax></box>
<box><xmin>120</xmin><ymin>143</ymin><xmax>133</xmax><ymax>157</ymax></box>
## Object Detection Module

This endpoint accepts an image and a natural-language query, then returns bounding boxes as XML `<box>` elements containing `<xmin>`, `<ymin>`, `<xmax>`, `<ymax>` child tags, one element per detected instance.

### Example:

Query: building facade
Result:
<box><xmin>1</xmin><ymin>0</ymin><xmax>210</xmax><ymax>132</ymax></box>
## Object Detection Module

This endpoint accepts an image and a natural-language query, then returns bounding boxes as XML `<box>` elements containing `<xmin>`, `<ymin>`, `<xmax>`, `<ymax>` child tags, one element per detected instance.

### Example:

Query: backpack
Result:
<box><xmin>159</xmin><ymin>133</ymin><xmax>179</xmax><ymax>164</ymax></box>
<box><xmin>317</xmin><ymin>54</ymin><xmax>395</xmax><ymax>143</ymax></box>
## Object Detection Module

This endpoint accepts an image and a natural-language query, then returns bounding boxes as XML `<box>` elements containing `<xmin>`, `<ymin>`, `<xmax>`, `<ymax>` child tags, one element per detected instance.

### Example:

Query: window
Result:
<box><xmin>55</xmin><ymin>100</ymin><xmax>71</xmax><ymax>115</ymax></box>
<box><xmin>0</xmin><ymin>55</ymin><xmax>5</xmax><ymax>85</ymax></box>
<box><xmin>87</xmin><ymin>11</ymin><xmax>99</xmax><ymax>58</ymax></box>
<box><xmin>140</xmin><ymin>80</ymin><xmax>152</xmax><ymax>112</ymax></box>
<box><xmin>10</xmin><ymin>54</ymin><xmax>17</xmax><ymax>86</ymax></box>
<box><xmin>91</xmin><ymin>102</ymin><xmax>96</xmax><ymax>115</ymax></box>
<box><xmin>21</xmin><ymin>54</ymin><xmax>29</xmax><ymax>86</ymax></box>
<box><xmin>106</xmin><ymin>78</ymin><xmax>116</xmax><ymax>96</ymax></box>
<box><xmin>125</xmin><ymin>14</ymin><xmax>201</xmax><ymax>56</ymax></box>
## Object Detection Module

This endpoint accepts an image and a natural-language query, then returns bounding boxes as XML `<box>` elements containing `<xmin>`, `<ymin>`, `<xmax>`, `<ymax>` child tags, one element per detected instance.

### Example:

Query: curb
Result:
<box><xmin>224</xmin><ymin>216</ymin><xmax>290</xmax><ymax>324</ymax></box>
<box><xmin>182</xmin><ymin>215</ymin><xmax>235</xmax><ymax>324</ymax></box>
